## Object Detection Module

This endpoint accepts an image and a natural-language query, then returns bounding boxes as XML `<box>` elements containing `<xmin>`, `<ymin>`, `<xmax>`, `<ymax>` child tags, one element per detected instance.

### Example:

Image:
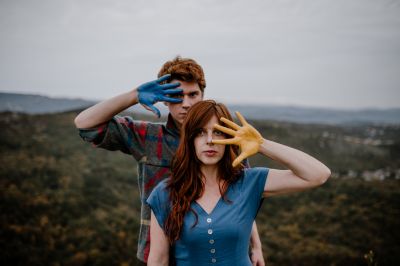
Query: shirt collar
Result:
<box><xmin>166</xmin><ymin>113</ymin><xmax>180</xmax><ymax>137</ymax></box>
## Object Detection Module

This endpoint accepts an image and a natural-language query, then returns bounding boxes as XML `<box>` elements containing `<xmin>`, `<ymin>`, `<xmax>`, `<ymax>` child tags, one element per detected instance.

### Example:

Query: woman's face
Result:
<box><xmin>194</xmin><ymin>115</ymin><xmax>226</xmax><ymax>166</ymax></box>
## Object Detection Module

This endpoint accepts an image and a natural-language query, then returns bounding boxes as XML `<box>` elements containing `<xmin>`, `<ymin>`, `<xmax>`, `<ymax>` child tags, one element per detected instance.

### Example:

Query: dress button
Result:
<box><xmin>211</xmin><ymin>258</ymin><xmax>217</xmax><ymax>263</ymax></box>
<box><xmin>208</xmin><ymin>229</ymin><xmax>213</xmax><ymax>235</ymax></box>
<box><xmin>209</xmin><ymin>239</ymin><xmax>214</xmax><ymax>244</ymax></box>
<box><xmin>210</xmin><ymin>249</ymin><xmax>216</xmax><ymax>254</ymax></box>
<box><xmin>207</xmin><ymin>218</ymin><xmax>212</xmax><ymax>223</ymax></box>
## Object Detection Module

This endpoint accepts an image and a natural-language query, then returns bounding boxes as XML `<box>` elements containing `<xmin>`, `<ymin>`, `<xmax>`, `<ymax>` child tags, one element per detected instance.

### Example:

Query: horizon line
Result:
<box><xmin>1</xmin><ymin>90</ymin><xmax>400</xmax><ymax>112</ymax></box>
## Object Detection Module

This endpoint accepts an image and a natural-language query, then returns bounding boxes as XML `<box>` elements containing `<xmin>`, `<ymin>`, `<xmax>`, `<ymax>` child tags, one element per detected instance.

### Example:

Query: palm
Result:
<box><xmin>137</xmin><ymin>74</ymin><xmax>182</xmax><ymax>117</ymax></box>
<box><xmin>236</xmin><ymin>124</ymin><xmax>262</xmax><ymax>156</ymax></box>
<box><xmin>212</xmin><ymin>112</ymin><xmax>263</xmax><ymax>167</ymax></box>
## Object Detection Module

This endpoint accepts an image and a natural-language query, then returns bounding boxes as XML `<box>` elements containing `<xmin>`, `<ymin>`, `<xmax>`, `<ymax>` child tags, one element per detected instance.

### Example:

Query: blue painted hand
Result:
<box><xmin>137</xmin><ymin>74</ymin><xmax>183</xmax><ymax>117</ymax></box>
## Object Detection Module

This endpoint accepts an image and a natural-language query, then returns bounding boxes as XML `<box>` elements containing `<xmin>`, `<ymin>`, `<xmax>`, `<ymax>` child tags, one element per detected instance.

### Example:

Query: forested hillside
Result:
<box><xmin>1</xmin><ymin>111</ymin><xmax>399</xmax><ymax>265</ymax></box>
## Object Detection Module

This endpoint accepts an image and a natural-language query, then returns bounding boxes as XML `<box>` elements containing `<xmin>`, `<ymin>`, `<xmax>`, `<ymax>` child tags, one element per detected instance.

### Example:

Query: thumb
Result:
<box><xmin>141</xmin><ymin>103</ymin><xmax>161</xmax><ymax>118</ymax></box>
<box><xmin>232</xmin><ymin>152</ymin><xmax>248</xmax><ymax>167</ymax></box>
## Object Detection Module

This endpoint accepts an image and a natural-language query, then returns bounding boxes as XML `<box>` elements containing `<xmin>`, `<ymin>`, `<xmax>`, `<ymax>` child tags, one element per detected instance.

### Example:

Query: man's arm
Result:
<box><xmin>74</xmin><ymin>89</ymin><xmax>138</xmax><ymax>129</ymax></box>
<box><xmin>74</xmin><ymin>74</ymin><xmax>182</xmax><ymax>129</ymax></box>
<box><xmin>250</xmin><ymin>221</ymin><xmax>265</xmax><ymax>266</ymax></box>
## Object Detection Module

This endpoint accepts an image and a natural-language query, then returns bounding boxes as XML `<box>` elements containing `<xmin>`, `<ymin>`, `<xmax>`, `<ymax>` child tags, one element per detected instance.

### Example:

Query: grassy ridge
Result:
<box><xmin>0</xmin><ymin>111</ymin><xmax>399</xmax><ymax>265</ymax></box>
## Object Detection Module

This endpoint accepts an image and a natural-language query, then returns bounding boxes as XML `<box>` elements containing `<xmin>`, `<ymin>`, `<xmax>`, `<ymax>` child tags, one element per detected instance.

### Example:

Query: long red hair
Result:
<box><xmin>164</xmin><ymin>100</ymin><xmax>244</xmax><ymax>244</ymax></box>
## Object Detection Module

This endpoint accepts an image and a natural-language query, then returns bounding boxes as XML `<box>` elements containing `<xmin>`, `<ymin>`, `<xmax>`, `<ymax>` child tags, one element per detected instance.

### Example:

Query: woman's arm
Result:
<box><xmin>212</xmin><ymin>111</ymin><xmax>331</xmax><ymax>196</ymax></box>
<box><xmin>148</xmin><ymin>211</ymin><xmax>170</xmax><ymax>266</ymax></box>
<box><xmin>260</xmin><ymin>138</ymin><xmax>331</xmax><ymax>197</ymax></box>
<box><xmin>250</xmin><ymin>221</ymin><xmax>265</xmax><ymax>266</ymax></box>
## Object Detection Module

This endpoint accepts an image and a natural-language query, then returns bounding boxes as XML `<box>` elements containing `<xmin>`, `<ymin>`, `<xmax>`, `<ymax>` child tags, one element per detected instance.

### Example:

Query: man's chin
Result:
<box><xmin>178</xmin><ymin>114</ymin><xmax>187</xmax><ymax>123</ymax></box>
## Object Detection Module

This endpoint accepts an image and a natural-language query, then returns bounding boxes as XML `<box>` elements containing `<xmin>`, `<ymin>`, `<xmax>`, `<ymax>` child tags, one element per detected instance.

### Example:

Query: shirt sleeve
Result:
<box><xmin>146</xmin><ymin>180</ymin><xmax>170</xmax><ymax>229</ymax></box>
<box><xmin>78</xmin><ymin>115</ymin><xmax>147</xmax><ymax>160</ymax></box>
<box><xmin>242</xmin><ymin>167</ymin><xmax>269</xmax><ymax>215</ymax></box>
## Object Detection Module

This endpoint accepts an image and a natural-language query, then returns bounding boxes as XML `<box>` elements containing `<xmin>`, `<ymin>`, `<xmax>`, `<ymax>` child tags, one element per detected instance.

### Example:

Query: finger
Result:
<box><xmin>213</xmin><ymin>124</ymin><xmax>236</xmax><ymax>136</ymax></box>
<box><xmin>156</xmin><ymin>74</ymin><xmax>171</xmax><ymax>83</ymax></box>
<box><xmin>232</xmin><ymin>152</ymin><xmax>248</xmax><ymax>167</ymax></box>
<box><xmin>161</xmin><ymin>82</ymin><xmax>181</xmax><ymax>90</ymax></box>
<box><xmin>236</xmin><ymin>111</ymin><xmax>249</xmax><ymax>126</ymax></box>
<box><xmin>159</xmin><ymin>96</ymin><xmax>183</xmax><ymax>103</ymax></box>
<box><xmin>162</xmin><ymin>88</ymin><xmax>183</xmax><ymax>95</ymax></box>
<box><xmin>211</xmin><ymin>137</ymin><xmax>239</xmax><ymax>145</ymax></box>
<box><xmin>220</xmin><ymin>117</ymin><xmax>240</xmax><ymax>130</ymax></box>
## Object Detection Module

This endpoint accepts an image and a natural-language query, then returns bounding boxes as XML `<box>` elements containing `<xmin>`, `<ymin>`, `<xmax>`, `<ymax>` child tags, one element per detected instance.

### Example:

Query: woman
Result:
<box><xmin>146</xmin><ymin>100</ymin><xmax>331</xmax><ymax>265</ymax></box>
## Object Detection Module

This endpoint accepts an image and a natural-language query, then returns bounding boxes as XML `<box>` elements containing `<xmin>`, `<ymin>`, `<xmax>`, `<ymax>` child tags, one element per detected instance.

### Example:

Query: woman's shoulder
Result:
<box><xmin>152</xmin><ymin>179</ymin><xmax>169</xmax><ymax>195</ymax></box>
<box><xmin>243</xmin><ymin>167</ymin><xmax>269</xmax><ymax>178</ymax></box>
<box><xmin>237</xmin><ymin>167</ymin><xmax>269</xmax><ymax>189</ymax></box>
<box><xmin>148</xmin><ymin>178</ymin><xmax>170</xmax><ymax>203</ymax></box>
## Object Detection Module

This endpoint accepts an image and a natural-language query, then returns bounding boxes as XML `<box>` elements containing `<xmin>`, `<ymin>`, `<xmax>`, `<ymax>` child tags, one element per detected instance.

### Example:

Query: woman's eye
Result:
<box><xmin>197</xmin><ymin>129</ymin><xmax>206</xmax><ymax>136</ymax></box>
<box><xmin>213</xmin><ymin>130</ymin><xmax>224</xmax><ymax>136</ymax></box>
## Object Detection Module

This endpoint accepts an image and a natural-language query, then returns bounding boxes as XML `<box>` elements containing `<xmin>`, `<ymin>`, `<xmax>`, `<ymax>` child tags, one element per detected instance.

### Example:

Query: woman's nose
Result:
<box><xmin>206</xmin><ymin>132</ymin><xmax>213</xmax><ymax>145</ymax></box>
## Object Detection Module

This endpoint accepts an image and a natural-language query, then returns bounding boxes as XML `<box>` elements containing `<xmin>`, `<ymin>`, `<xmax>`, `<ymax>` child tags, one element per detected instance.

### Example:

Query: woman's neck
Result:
<box><xmin>200</xmin><ymin>165</ymin><xmax>219</xmax><ymax>186</ymax></box>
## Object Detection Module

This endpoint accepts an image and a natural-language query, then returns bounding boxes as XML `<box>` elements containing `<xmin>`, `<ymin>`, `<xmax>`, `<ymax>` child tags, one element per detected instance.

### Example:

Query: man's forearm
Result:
<box><xmin>74</xmin><ymin>89</ymin><xmax>138</xmax><ymax>129</ymax></box>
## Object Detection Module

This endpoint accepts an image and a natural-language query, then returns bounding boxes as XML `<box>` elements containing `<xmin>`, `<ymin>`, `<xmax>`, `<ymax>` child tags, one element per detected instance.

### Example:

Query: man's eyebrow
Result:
<box><xmin>184</xmin><ymin>90</ymin><xmax>200</xmax><ymax>94</ymax></box>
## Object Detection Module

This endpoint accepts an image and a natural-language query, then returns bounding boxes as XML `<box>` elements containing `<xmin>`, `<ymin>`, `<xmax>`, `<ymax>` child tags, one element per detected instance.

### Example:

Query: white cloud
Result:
<box><xmin>1</xmin><ymin>0</ymin><xmax>400</xmax><ymax>109</ymax></box>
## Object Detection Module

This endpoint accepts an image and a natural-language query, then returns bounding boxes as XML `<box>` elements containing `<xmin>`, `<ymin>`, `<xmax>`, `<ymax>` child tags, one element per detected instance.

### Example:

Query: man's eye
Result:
<box><xmin>168</xmin><ymin>93</ymin><xmax>183</xmax><ymax>98</ymax></box>
<box><xmin>189</xmin><ymin>92</ymin><xmax>198</xmax><ymax>97</ymax></box>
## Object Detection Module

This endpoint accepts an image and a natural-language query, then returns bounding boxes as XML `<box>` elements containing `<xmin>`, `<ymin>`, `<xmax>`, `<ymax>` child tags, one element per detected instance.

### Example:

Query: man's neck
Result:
<box><xmin>171</xmin><ymin>117</ymin><xmax>182</xmax><ymax>131</ymax></box>
<box><xmin>174</xmin><ymin>120</ymin><xmax>182</xmax><ymax>131</ymax></box>
<box><xmin>166</xmin><ymin>114</ymin><xmax>181</xmax><ymax>134</ymax></box>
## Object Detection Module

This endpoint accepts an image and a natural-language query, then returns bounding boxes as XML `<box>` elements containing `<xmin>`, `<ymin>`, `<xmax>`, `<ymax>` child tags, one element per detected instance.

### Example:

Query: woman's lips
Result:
<box><xmin>203</xmin><ymin>150</ymin><xmax>217</xmax><ymax>156</ymax></box>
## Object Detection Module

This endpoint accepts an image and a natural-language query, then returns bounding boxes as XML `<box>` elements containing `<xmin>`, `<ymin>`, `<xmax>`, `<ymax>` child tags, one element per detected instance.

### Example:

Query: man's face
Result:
<box><xmin>165</xmin><ymin>80</ymin><xmax>203</xmax><ymax>126</ymax></box>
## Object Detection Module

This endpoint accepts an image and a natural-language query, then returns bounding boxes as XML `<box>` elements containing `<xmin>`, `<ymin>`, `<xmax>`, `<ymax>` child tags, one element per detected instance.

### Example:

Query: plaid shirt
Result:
<box><xmin>78</xmin><ymin>114</ymin><xmax>180</xmax><ymax>262</ymax></box>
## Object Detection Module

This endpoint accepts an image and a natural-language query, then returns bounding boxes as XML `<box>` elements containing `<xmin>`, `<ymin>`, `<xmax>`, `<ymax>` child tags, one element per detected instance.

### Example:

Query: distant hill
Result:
<box><xmin>0</xmin><ymin>92</ymin><xmax>96</xmax><ymax>114</ymax></box>
<box><xmin>1</xmin><ymin>92</ymin><xmax>399</xmax><ymax>124</ymax></box>
<box><xmin>0</xmin><ymin>110</ymin><xmax>399</xmax><ymax>265</ymax></box>
<box><xmin>228</xmin><ymin>104</ymin><xmax>400</xmax><ymax>125</ymax></box>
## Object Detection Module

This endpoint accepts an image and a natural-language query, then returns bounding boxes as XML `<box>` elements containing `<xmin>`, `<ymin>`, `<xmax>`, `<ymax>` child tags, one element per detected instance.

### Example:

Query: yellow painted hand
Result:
<box><xmin>212</xmin><ymin>111</ymin><xmax>264</xmax><ymax>167</ymax></box>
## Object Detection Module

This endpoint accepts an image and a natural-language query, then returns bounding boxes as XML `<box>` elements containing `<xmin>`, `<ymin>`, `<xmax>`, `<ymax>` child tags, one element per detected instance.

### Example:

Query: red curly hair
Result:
<box><xmin>158</xmin><ymin>56</ymin><xmax>206</xmax><ymax>92</ymax></box>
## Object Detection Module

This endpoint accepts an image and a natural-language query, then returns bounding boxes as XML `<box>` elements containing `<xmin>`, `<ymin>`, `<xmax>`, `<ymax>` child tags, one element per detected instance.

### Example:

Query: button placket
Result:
<box><xmin>207</xmin><ymin>216</ymin><xmax>216</xmax><ymax>263</ymax></box>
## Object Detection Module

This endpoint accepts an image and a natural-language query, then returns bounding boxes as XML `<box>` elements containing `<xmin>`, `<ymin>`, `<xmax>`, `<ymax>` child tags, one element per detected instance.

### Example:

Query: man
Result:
<box><xmin>74</xmin><ymin>56</ymin><xmax>265</xmax><ymax>265</ymax></box>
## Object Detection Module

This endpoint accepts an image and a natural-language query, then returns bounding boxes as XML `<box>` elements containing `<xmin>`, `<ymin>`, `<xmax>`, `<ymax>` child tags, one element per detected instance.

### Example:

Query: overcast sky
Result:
<box><xmin>1</xmin><ymin>0</ymin><xmax>399</xmax><ymax>110</ymax></box>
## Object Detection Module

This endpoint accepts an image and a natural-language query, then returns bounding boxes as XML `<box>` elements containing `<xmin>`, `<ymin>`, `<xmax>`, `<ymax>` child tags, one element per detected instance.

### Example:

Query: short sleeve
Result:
<box><xmin>242</xmin><ymin>167</ymin><xmax>269</xmax><ymax>213</ymax></box>
<box><xmin>146</xmin><ymin>180</ymin><xmax>171</xmax><ymax>229</ymax></box>
<box><xmin>78</xmin><ymin>115</ymin><xmax>147</xmax><ymax>160</ymax></box>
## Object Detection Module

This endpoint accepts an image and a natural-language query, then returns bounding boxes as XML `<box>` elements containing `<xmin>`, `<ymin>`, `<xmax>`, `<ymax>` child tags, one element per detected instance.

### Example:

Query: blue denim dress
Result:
<box><xmin>147</xmin><ymin>167</ymin><xmax>269</xmax><ymax>266</ymax></box>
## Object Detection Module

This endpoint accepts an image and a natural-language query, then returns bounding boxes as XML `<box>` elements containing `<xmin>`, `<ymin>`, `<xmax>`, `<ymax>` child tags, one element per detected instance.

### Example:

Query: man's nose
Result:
<box><xmin>182</xmin><ymin>96</ymin><xmax>191</xmax><ymax>108</ymax></box>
